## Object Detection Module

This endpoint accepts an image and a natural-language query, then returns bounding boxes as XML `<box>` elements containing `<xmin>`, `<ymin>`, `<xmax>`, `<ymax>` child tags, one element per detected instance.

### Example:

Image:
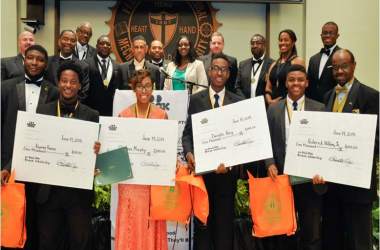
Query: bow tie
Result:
<box><xmin>335</xmin><ymin>85</ymin><xmax>348</xmax><ymax>94</ymax></box>
<box><xmin>59</xmin><ymin>57</ymin><xmax>71</xmax><ymax>63</ymax></box>
<box><xmin>320</xmin><ymin>48</ymin><xmax>330</xmax><ymax>56</ymax></box>
<box><xmin>252</xmin><ymin>58</ymin><xmax>263</xmax><ymax>66</ymax></box>
<box><xmin>25</xmin><ymin>78</ymin><xmax>43</xmax><ymax>87</ymax></box>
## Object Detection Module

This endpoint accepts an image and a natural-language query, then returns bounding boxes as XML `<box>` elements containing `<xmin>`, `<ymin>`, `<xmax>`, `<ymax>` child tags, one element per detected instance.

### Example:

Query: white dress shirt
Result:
<box><xmin>209</xmin><ymin>86</ymin><xmax>226</xmax><ymax>108</ymax></box>
<box><xmin>97</xmin><ymin>55</ymin><xmax>113</xmax><ymax>85</ymax></box>
<box><xmin>285</xmin><ymin>95</ymin><xmax>305</xmax><ymax>144</ymax></box>
<box><xmin>25</xmin><ymin>76</ymin><xmax>43</xmax><ymax>113</ymax></box>
<box><xmin>251</xmin><ymin>54</ymin><xmax>265</xmax><ymax>98</ymax></box>
<box><xmin>76</xmin><ymin>42</ymin><xmax>88</xmax><ymax>60</ymax></box>
<box><xmin>318</xmin><ymin>44</ymin><xmax>337</xmax><ymax>78</ymax></box>
<box><xmin>134</xmin><ymin>58</ymin><xmax>145</xmax><ymax>71</ymax></box>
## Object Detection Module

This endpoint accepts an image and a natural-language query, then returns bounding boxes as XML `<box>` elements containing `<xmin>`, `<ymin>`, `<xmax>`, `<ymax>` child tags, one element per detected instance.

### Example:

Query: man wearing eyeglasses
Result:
<box><xmin>306</xmin><ymin>22</ymin><xmax>340</xmax><ymax>103</ymax></box>
<box><xmin>182</xmin><ymin>53</ymin><xmax>243</xmax><ymax>250</ymax></box>
<box><xmin>74</xmin><ymin>22</ymin><xmax>96</xmax><ymax>60</ymax></box>
<box><xmin>320</xmin><ymin>49</ymin><xmax>379</xmax><ymax>250</ymax></box>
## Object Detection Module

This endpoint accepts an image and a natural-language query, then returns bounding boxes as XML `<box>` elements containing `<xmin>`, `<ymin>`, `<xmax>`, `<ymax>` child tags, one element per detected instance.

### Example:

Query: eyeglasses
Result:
<box><xmin>135</xmin><ymin>84</ymin><xmax>153</xmax><ymax>91</ymax></box>
<box><xmin>332</xmin><ymin>63</ymin><xmax>352</xmax><ymax>71</ymax></box>
<box><xmin>210</xmin><ymin>65</ymin><xmax>229</xmax><ymax>74</ymax></box>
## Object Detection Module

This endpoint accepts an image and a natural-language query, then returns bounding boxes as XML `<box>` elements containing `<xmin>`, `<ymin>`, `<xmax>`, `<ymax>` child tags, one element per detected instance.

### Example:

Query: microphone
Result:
<box><xmin>159</xmin><ymin>67</ymin><xmax>170</xmax><ymax>78</ymax></box>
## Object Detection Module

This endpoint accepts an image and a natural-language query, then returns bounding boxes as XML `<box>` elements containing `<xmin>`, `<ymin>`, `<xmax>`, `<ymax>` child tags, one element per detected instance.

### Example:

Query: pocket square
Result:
<box><xmin>327</xmin><ymin>65</ymin><xmax>333</xmax><ymax>68</ymax></box>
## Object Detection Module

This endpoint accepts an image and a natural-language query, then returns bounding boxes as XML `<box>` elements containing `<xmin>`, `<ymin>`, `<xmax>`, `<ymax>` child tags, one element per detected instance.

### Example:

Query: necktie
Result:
<box><xmin>101</xmin><ymin>59</ymin><xmax>107</xmax><ymax>80</ymax></box>
<box><xmin>320</xmin><ymin>48</ymin><xmax>330</xmax><ymax>56</ymax></box>
<box><xmin>292</xmin><ymin>101</ymin><xmax>298</xmax><ymax>111</ymax></box>
<box><xmin>335</xmin><ymin>85</ymin><xmax>348</xmax><ymax>94</ymax></box>
<box><xmin>252</xmin><ymin>58</ymin><xmax>263</xmax><ymax>66</ymax></box>
<box><xmin>25</xmin><ymin>78</ymin><xmax>43</xmax><ymax>87</ymax></box>
<box><xmin>214</xmin><ymin>94</ymin><xmax>220</xmax><ymax>108</ymax></box>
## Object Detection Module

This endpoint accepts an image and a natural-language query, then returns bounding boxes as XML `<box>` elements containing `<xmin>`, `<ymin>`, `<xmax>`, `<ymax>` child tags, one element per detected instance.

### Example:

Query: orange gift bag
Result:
<box><xmin>1</xmin><ymin>171</ymin><xmax>27</xmax><ymax>248</ymax></box>
<box><xmin>150</xmin><ymin>163</ymin><xmax>192</xmax><ymax>224</ymax></box>
<box><xmin>248</xmin><ymin>172</ymin><xmax>297</xmax><ymax>237</ymax></box>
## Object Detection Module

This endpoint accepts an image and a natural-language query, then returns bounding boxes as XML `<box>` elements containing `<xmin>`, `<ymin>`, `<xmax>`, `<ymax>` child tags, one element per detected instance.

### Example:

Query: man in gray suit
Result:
<box><xmin>74</xmin><ymin>22</ymin><xmax>96</xmax><ymax>61</ymax></box>
<box><xmin>235</xmin><ymin>34</ymin><xmax>274</xmax><ymax>100</ymax></box>
<box><xmin>1</xmin><ymin>31</ymin><xmax>35</xmax><ymax>80</ymax></box>
<box><xmin>199</xmin><ymin>32</ymin><xmax>238</xmax><ymax>93</ymax></box>
<box><xmin>266</xmin><ymin>64</ymin><xmax>325</xmax><ymax>250</ymax></box>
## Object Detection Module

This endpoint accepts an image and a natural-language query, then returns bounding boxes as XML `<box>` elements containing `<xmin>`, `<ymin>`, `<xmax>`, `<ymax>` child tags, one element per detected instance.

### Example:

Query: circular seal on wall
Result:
<box><xmin>108</xmin><ymin>1</ymin><xmax>220</xmax><ymax>63</ymax></box>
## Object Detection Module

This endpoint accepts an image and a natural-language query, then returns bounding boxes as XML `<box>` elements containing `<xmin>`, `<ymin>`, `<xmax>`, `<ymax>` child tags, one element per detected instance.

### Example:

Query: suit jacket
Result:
<box><xmin>83</xmin><ymin>55</ymin><xmax>121</xmax><ymax>116</ymax></box>
<box><xmin>35</xmin><ymin>102</ymin><xmax>99</xmax><ymax>204</ymax></box>
<box><xmin>324</xmin><ymin>79</ymin><xmax>379</xmax><ymax>202</ymax></box>
<box><xmin>74</xmin><ymin>44</ymin><xmax>97</xmax><ymax>60</ymax></box>
<box><xmin>45</xmin><ymin>55</ymin><xmax>90</xmax><ymax>100</ymax></box>
<box><xmin>306</xmin><ymin>45</ymin><xmax>340</xmax><ymax>102</ymax></box>
<box><xmin>1</xmin><ymin>53</ymin><xmax>25</xmax><ymax>80</ymax></box>
<box><xmin>164</xmin><ymin>59</ymin><xmax>208</xmax><ymax>93</ymax></box>
<box><xmin>1</xmin><ymin>78</ymin><xmax>59</xmax><ymax>170</ymax></box>
<box><xmin>235</xmin><ymin>56</ymin><xmax>274</xmax><ymax>99</ymax></box>
<box><xmin>199</xmin><ymin>53</ymin><xmax>238</xmax><ymax>93</ymax></box>
<box><xmin>265</xmin><ymin>97</ymin><xmax>325</xmax><ymax>173</ymax></box>
<box><xmin>118</xmin><ymin>59</ymin><xmax>163</xmax><ymax>90</ymax></box>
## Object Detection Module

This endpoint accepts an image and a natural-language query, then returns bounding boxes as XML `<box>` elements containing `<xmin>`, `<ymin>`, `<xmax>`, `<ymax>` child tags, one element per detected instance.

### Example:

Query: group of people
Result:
<box><xmin>0</xmin><ymin>19</ymin><xmax>378</xmax><ymax>250</ymax></box>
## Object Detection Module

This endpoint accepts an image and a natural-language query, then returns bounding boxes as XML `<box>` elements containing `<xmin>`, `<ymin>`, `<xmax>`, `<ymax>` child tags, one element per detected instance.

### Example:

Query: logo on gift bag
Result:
<box><xmin>263</xmin><ymin>192</ymin><xmax>281</xmax><ymax>225</ymax></box>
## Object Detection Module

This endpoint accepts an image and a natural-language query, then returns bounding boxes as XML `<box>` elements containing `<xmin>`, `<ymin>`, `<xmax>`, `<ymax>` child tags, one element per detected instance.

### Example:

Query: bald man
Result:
<box><xmin>74</xmin><ymin>22</ymin><xmax>96</xmax><ymax>60</ymax></box>
<box><xmin>1</xmin><ymin>31</ymin><xmax>35</xmax><ymax>80</ymax></box>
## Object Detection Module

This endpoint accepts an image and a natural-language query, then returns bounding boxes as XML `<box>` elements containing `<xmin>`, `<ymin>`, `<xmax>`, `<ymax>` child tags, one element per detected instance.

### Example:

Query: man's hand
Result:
<box><xmin>312</xmin><ymin>175</ymin><xmax>325</xmax><ymax>185</ymax></box>
<box><xmin>93</xmin><ymin>141</ymin><xmax>101</xmax><ymax>155</ymax></box>
<box><xmin>1</xmin><ymin>169</ymin><xmax>10</xmax><ymax>185</ymax></box>
<box><xmin>215</xmin><ymin>163</ymin><xmax>229</xmax><ymax>174</ymax></box>
<box><xmin>94</xmin><ymin>168</ymin><xmax>101</xmax><ymax>177</ymax></box>
<box><xmin>186</xmin><ymin>152</ymin><xmax>196</xmax><ymax>173</ymax></box>
<box><xmin>267</xmin><ymin>164</ymin><xmax>278</xmax><ymax>181</ymax></box>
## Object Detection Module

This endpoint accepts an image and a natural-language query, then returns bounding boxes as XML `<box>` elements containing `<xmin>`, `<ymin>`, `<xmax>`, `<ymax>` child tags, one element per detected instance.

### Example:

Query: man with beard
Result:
<box><xmin>235</xmin><ymin>34</ymin><xmax>274</xmax><ymax>100</ymax></box>
<box><xmin>84</xmin><ymin>35</ymin><xmax>121</xmax><ymax>116</ymax></box>
<box><xmin>45</xmin><ymin>29</ymin><xmax>90</xmax><ymax>100</ymax></box>
<box><xmin>1</xmin><ymin>45</ymin><xmax>59</xmax><ymax>250</ymax></box>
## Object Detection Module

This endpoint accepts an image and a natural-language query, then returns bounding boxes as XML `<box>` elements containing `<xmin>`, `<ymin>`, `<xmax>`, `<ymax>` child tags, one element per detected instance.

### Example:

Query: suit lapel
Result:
<box><xmin>38</xmin><ymin>81</ymin><xmax>50</xmax><ymax>105</ymax></box>
<box><xmin>16</xmin><ymin>81</ymin><xmax>26</xmax><ymax>111</ymax></box>
<box><xmin>15</xmin><ymin>54</ymin><xmax>24</xmax><ymax>73</ymax></box>
<box><xmin>223</xmin><ymin>91</ymin><xmax>234</xmax><ymax>106</ymax></box>
<box><xmin>315</xmin><ymin>53</ymin><xmax>322</xmax><ymax>79</ymax></box>
<box><xmin>278</xmin><ymin>100</ymin><xmax>286</xmax><ymax>145</ymax></box>
<box><xmin>326</xmin><ymin>89</ymin><xmax>336</xmax><ymax>111</ymax></box>
<box><xmin>342</xmin><ymin>79</ymin><xmax>360</xmax><ymax>112</ymax></box>
<box><xmin>201</xmin><ymin>89</ymin><xmax>212</xmax><ymax>110</ymax></box>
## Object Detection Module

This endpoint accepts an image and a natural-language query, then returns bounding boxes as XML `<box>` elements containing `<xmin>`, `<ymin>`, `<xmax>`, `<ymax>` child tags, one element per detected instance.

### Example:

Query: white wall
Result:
<box><xmin>1</xmin><ymin>0</ymin><xmax>18</xmax><ymax>57</ymax></box>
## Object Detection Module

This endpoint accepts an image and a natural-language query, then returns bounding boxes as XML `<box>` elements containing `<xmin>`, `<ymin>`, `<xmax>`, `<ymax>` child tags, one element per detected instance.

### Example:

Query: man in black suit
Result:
<box><xmin>119</xmin><ymin>35</ymin><xmax>163</xmax><ymax>90</ymax></box>
<box><xmin>321</xmin><ymin>49</ymin><xmax>379</xmax><ymax>250</ymax></box>
<box><xmin>36</xmin><ymin>61</ymin><xmax>99</xmax><ymax>250</ymax></box>
<box><xmin>74</xmin><ymin>22</ymin><xmax>96</xmax><ymax>61</ymax></box>
<box><xmin>1</xmin><ymin>45</ymin><xmax>59</xmax><ymax>250</ymax></box>
<box><xmin>306</xmin><ymin>21</ymin><xmax>340</xmax><ymax>102</ymax></box>
<box><xmin>148</xmin><ymin>40</ymin><xmax>170</xmax><ymax>69</ymax></box>
<box><xmin>45</xmin><ymin>29</ymin><xmax>90</xmax><ymax>100</ymax></box>
<box><xmin>199</xmin><ymin>32</ymin><xmax>238</xmax><ymax>93</ymax></box>
<box><xmin>83</xmin><ymin>35</ymin><xmax>120</xmax><ymax>116</ymax></box>
<box><xmin>182</xmin><ymin>53</ymin><xmax>243</xmax><ymax>250</ymax></box>
<box><xmin>266</xmin><ymin>64</ymin><xmax>325</xmax><ymax>250</ymax></box>
<box><xmin>235</xmin><ymin>34</ymin><xmax>274</xmax><ymax>100</ymax></box>
<box><xmin>1</xmin><ymin>31</ymin><xmax>35</xmax><ymax>80</ymax></box>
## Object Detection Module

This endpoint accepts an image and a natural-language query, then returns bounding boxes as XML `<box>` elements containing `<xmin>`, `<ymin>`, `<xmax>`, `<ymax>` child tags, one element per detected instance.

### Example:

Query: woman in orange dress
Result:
<box><xmin>115</xmin><ymin>69</ymin><xmax>168</xmax><ymax>250</ymax></box>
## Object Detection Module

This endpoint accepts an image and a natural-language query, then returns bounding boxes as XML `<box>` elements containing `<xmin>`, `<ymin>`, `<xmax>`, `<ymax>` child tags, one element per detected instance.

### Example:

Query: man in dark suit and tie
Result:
<box><xmin>306</xmin><ymin>22</ymin><xmax>340</xmax><ymax>103</ymax></box>
<box><xmin>321</xmin><ymin>49</ymin><xmax>379</xmax><ymax>250</ymax></box>
<box><xmin>1</xmin><ymin>45</ymin><xmax>59</xmax><ymax>250</ymax></box>
<box><xmin>1</xmin><ymin>31</ymin><xmax>35</xmax><ymax>80</ymax></box>
<box><xmin>83</xmin><ymin>35</ymin><xmax>121</xmax><ymax>116</ymax></box>
<box><xmin>118</xmin><ymin>35</ymin><xmax>163</xmax><ymax>90</ymax></box>
<box><xmin>235</xmin><ymin>34</ymin><xmax>274</xmax><ymax>100</ymax></box>
<box><xmin>74</xmin><ymin>22</ymin><xmax>96</xmax><ymax>61</ymax></box>
<box><xmin>45</xmin><ymin>29</ymin><xmax>90</xmax><ymax>100</ymax></box>
<box><xmin>266</xmin><ymin>64</ymin><xmax>325</xmax><ymax>250</ymax></box>
<box><xmin>182</xmin><ymin>53</ymin><xmax>243</xmax><ymax>250</ymax></box>
<box><xmin>36</xmin><ymin>61</ymin><xmax>99</xmax><ymax>250</ymax></box>
<box><xmin>148</xmin><ymin>40</ymin><xmax>170</xmax><ymax>69</ymax></box>
<box><xmin>199</xmin><ymin>32</ymin><xmax>238</xmax><ymax>93</ymax></box>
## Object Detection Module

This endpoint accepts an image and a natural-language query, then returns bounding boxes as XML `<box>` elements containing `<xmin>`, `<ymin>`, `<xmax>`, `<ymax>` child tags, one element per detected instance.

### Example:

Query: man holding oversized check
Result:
<box><xmin>11</xmin><ymin>61</ymin><xmax>100</xmax><ymax>250</ymax></box>
<box><xmin>182</xmin><ymin>53</ymin><xmax>245</xmax><ymax>250</ymax></box>
<box><xmin>265</xmin><ymin>64</ymin><xmax>325</xmax><ymax>250</ymax></box>
<box><xmin>319</xmin><ymin>49</ymin><xmax>379</xmax><ymax>250</ymax></box>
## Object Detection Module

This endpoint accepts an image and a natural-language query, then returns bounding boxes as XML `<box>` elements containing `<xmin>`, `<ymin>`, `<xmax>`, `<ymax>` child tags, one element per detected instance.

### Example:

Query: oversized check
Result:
<box><xmin>284</xmin><ymin>111</ymin><xmax>377</xmax><ymax>189</ymax></box>
<box><xmin>12</xmin><ymin>111</ymin><xmax>99</xmax><ymax>189</ymax></box>
<box><xmin>192</xmin><ymin>96</ymin><xmax>273</xmax><ymax>174</ymax></box>
<box><xmin>99</xmin><ymin>117</ymin><xmax>178</xmax><ymax>186</ymax></box>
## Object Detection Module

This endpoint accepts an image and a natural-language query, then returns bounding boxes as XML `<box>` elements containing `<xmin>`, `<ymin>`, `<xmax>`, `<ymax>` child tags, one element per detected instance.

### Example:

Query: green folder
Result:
<box><xmin>95</xmin><ymin>147</ymin><xmax>133</xmax><ymax>185</ymax></box>
<box><xmin>289</xmin><ymin>175</ymin><xmax>311</xmax><ymax>185</ymax></box>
